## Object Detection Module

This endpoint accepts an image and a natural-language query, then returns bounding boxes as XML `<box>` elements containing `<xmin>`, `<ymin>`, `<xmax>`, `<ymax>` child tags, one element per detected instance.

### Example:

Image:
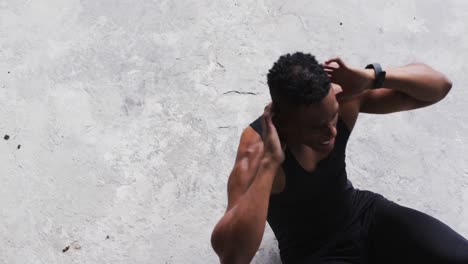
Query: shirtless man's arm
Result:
<box><xmin>210</xmin><ymin>104</ymin><xmax>285</xmax><ymax>264</ymax></box>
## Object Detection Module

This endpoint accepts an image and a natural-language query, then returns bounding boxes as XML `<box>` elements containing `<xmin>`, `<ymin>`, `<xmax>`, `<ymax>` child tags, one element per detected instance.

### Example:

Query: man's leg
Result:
<box><xmin>368</xmin><ymin>198</ymin><xmax>468</xmax><ymax>263</ymax></box>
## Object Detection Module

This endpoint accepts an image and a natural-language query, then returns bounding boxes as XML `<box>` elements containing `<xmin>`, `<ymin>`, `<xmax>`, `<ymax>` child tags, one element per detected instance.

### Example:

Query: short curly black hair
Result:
<box><xmin>267</xmin><ymin>52</ymin><xmax>330</xmax><ymax>109</ymax></box>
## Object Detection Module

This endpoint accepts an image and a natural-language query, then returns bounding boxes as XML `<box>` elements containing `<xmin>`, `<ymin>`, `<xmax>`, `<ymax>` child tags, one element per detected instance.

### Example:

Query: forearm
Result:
<box><xmin>231</xmin><ymin>158</ymin><xmax>278</xmax><ymax>238</ymax></box>
<box><xmin>214</xmin><ymin>158</ymin><xmax>279</xmax><ymax>263</ymax></box>
<box><xmin>366</xmin><ymin>63</ymin><xmax>452</xmax><ymax>102</ymax></box>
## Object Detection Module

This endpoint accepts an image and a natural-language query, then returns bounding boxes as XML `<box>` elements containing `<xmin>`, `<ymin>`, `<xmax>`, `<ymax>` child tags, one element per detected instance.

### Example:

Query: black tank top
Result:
<box><xmin>249</xmin><ymin>115</ymin><xmax>377</xmax><ymax>263</ymax></box>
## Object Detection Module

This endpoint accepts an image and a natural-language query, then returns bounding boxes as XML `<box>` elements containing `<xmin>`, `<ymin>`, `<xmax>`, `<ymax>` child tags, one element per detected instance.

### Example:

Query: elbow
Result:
<box><xmin>439</xmin><ymin>75</ymin><xmax>452</xmax><ymax>101</ymax></box>
<box><xmin>211</xmin><ymin>222</ymin><xmax>257</xmax><ymax>264</ymax></box>
<box><xmin>417</xmin><ymin>63</ymin><xmax>453</xmax><ymax>101</ymax></box>
<box><xmin>211</xmin><ymin>235</ymin><xmax>251</xmax><ymax>264</ymax></box>
<box><xmin>443</xmin><ymin>77</ymin><xmax>453</xmax><ymax>94</ymax></box>
<box><xmin>211</xmin><ymin>226</ymin><xmax>234</xmax><ymax>264</ymax></box>
<box><xmin>211</xmin><ymin>220</ymin><xmax>229</xmax><ymax>260</ymax></box>
<box><xmin>211</xmin><ymin>224</ymin><xmax>223</xmax><ymax>257</ymax></box>
<box><xmin>210</xmin><ymin>219</ymin><xmax>250</xmax><ymax>264</ymax></box>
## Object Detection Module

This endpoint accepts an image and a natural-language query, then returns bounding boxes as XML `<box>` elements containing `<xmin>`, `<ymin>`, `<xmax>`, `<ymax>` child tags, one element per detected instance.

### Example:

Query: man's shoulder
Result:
<box><xmin>246</xmin><ymin>115</ymin><xmax>263</xmax><ymax>138</ymax></box>
<box><xmin>242</xmin><ymin>125</ymin><xmax>262</xmax><ymax>145</ymax></box>
<box><xmin>235</xmin><ymin>126</ymin><xmax>264</xmax><ymax>162</ymax></box>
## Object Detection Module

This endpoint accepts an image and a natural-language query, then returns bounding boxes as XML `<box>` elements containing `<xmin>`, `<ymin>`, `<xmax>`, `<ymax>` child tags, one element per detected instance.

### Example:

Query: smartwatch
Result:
<box><xmin>365</xmin><ymin>63</ymin><xmax>386</xmax><ymax>89</ymax></box>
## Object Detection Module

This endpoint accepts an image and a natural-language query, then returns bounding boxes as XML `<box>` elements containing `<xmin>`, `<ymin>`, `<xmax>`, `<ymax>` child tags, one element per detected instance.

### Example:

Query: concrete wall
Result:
<box><xmin>1</xmin><ymin>0</ymin><xmax>467</xmax><ymax>263</ymax></box>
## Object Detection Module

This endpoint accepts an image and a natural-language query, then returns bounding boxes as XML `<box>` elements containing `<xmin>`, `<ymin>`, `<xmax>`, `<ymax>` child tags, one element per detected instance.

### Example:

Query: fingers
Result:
<box><xmin>263</xmin><ymin>102</ymin><xmax>280</xmax><ymax>134</ymax></box>
<box><xmin>322</xmin><ymin>63</ymin><xmax>339</xmax><ymax>69</ymax></box>
<box><xmin>325</xmin><ymin>57</ymin><xmax>344</xmax><ymax>65</ymax></box>
<box><xmin>323</xmin><ymin>67</ymin><xmax>333</xmax><ymax>79</ymax></box>
<box><xmin>321</xmin><ymin>63</ymin><xmax>334</xmax><ymax>79</ymax></box>
<box><xmin>263</xmin><ymin>102</ymin><xmax>272</xmax><ymax>121</ymax></box>
<box><xmin>261</xmin><ymin>103</ymin><xmax>273</xmax><ymax>136</ymax></box>
<box><xmin>265</xmin><ymin>104</ymin><xmax>275</xmax><ymax>128</ymax></box>
<box><xmin>324</xmin><ymin>57</ymin><xmax>346</xmax><ymax>70</ymax></box>
<box><xmin>263</xmin><ymin>102</ymin><xmax>287</xmax><ymax>154</ymax></box>
<box><xmin>322</xmin><ymin>64</ymin><xmax>339</xmax><ymax>79</ymax></box>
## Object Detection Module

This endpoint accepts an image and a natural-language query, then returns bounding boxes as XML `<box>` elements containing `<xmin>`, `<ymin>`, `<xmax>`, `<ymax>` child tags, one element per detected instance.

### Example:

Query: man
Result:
<box><xmin>210</xmin><ymin>52</ymin><xmax>468</xmax><ymax>264</ymax></box>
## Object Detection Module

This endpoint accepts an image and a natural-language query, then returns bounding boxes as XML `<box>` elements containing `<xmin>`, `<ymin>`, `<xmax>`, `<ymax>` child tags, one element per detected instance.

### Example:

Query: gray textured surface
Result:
<box><xmin>1</xmin><ymin>0</ymin><xmax>467</xmax><ymax>263</ymax></box>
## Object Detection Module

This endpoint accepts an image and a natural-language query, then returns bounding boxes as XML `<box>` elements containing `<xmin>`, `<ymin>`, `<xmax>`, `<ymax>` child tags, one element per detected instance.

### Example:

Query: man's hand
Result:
<box><xmin>261</xmin><ymin>102</ymin><xmax>286</xmax><ymax>165</ymax></box>
<box><xmin>323</xmin><ymin>57</ymin><xmax>375</xmax><ymax>101</ymax></box>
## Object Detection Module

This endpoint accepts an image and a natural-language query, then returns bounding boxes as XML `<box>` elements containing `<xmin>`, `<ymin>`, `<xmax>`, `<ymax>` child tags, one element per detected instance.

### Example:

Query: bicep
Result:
<box><xmin>226</xmin><ymin>127</ymin><xmax>264</xmax><ymax>212</ymax></box>
<box><xmin>358</xmin><ymin>88</ymin><xmax>435</xmax><ymax>114</ymax></box>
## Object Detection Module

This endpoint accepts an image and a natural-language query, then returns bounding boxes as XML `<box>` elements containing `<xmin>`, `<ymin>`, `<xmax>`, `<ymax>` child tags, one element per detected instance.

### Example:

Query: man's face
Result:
<box><xmin>277</xmin><ymin>84</ymin><xmax>341</xmax><ymax>153</ymax></box>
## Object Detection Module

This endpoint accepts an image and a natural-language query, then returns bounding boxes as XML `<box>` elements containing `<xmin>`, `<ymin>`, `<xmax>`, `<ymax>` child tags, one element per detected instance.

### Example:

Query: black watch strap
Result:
<box><xmin>365</xmin><ymin>63</ymin><xmax>386</xmax><ymax>89</ymax></box>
